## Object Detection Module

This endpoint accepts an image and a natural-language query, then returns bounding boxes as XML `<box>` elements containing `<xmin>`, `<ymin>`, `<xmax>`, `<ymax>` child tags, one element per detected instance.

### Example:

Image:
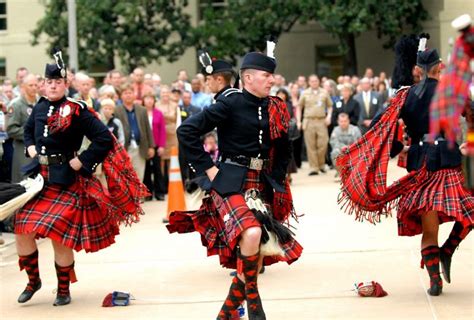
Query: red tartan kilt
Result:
<box><xmin>397</xmin><ymin>167</ymin><xmax>474</xmax><ymax>236</ymax></box>
<box><xmin>14</xmin><ymin>165</ymin><xmax>119</xmax><ymax>252</ymax></box>
<box><xmin>167</xmin><ymin>170</ymin><xmax>303</xmax><ymax>269</ymax></box>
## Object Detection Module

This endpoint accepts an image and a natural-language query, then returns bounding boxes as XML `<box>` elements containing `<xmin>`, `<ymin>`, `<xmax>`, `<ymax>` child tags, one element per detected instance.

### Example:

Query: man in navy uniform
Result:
<box><xmin>13</xmin><ymin>51</ymin><xmax>115</xmax><ymax>307</ymax></box>
<box><xmin>167</xmin><ymin>50</ymin><xmax>302</xmax><ymax>319</ymax></box>
<box><xmin>198</xmin><ymin>51</ymin><xmax>237</xmax><ymax>100</ymax></box>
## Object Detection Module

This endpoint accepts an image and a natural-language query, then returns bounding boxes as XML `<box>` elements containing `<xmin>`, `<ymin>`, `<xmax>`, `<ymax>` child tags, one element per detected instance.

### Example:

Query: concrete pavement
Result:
<box><xmin>0</xmin><ymin>161</ymin><xmax>472</xmax><ymax>319</ymax></box>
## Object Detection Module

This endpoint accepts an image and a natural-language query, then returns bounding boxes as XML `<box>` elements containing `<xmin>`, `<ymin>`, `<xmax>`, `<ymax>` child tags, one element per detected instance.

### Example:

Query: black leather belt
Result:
<box><xmin>220</xmin><ymin>155</ymin><xmax>270</xmax><ymax>170</ymax></box>
<box><xmin>38</xmin><ymin>153</ymin><xmax>74</xmax><ymax>165</ymax></box>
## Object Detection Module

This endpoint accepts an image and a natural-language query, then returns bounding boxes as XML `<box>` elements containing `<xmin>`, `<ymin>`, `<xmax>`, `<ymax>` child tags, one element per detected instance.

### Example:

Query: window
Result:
<box><xmin>315</xmin><ymin>45</ymin><xmax>343</xmax><ymax>79</ymax></box>
<box><xmin>0</xmin><ymin>0</ymin><xmax>6</xmax><ymax>31</ymax></box>
<box><xmin>198</xmin><ymin>0</ymin><xmax>226</xmax><ymax>22</ymax></box>
<box><xmin>0</xmin><ymin>58</ymin><xmax>5</xmax><ymax>78</ymax></box>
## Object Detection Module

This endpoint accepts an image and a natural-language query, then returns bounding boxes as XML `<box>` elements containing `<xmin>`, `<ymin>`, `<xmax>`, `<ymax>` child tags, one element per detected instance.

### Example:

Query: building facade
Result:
<box><xmin>0</xmin><ymin>0</ymin><xmax>472</xmax><ymax>84</ymax></box>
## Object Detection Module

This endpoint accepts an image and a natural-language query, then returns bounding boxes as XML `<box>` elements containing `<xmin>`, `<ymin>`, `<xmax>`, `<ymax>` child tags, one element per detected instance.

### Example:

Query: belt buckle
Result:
<box><xmin>38</xmin><ymin>155</ymin><xmax>48</xmax><ymax>165</ymax></box>
<box><xmin>249</xmin><ymin>157</ymin><xmax>263</xmax><ymax>170</ymax></box>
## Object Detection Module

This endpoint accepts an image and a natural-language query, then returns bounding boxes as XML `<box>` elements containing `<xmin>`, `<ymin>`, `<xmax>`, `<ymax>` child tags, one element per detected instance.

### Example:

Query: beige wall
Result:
<box><xmin>1</xmin><ymin>0</ymin><xmax>472</xmax><ymax>84</ymax></box>
<box><xmin>275</xmin><ymin>0</ymin><xmax>451</xmax><ymax>81</ymax></box>
<box><xmin>0</xmin><ymin>0</ymin><xmax>50</xmax><ymax>82</ymax></box>
<box><xmin>439</xmin><ymin>0</ymin><xmax>474</xmax><ymax>61</ymax></box>
<box><xmin>113</xmin><ymin>1</ymin><xmax>199</xmax><ymax>84</ymax></box>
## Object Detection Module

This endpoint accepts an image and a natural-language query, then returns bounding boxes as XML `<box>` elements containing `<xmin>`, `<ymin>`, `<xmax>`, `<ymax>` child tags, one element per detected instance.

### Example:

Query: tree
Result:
<box><xmin>195</xmin><ymin>0</ymin><xmax>302</xmax><ymax>65</ymax></box>
<box><xmin>299</xmin><ymin>0</ymin><xmax>429</xmax><ymax>75</ymax></box>
<box><xmin>195</xmin><ymin>0</ymin><xmax>428</xmax><ymax>74</ymax></box>
<box><xmin>31</xmin><ymin>0</ymin><xmax>192</xmax><ymax>72</ymax></box>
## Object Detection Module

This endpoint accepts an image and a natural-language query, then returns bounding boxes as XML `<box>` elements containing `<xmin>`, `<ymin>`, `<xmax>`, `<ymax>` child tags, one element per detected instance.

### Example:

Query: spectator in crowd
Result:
<box><xmin>203</xmin><ymin>131</ymin><xmax>218</xmax><ymax>162</ymax></box>
<box><xmin>270</xmin><ymin>73</ymin><xmax>287</xmax><ymax>96</ymax></box>
<box><xmin>98</xmin><ymin>85</ymin><xmax>117</xmax><ymax>101</ymax></box>
<box><xmin>0</xmin><ymin>99</ymin><xmax>12</xmax><ymax>182</ymax></box>
<box><xmin>1</xmin><ymin>83</ymin><xmax>14</xmax><ymax>105</ymax></box>
<box><xmin>142</xmin><ymin>92</ymin><xmax>166</xmax><ymax>201</ymax></box>
<box><xmin>89</xmin><ymin>81</ymin><xmax>99</xmax><ymax>100</ymax></box>
<box><xmin>132</xmin><ymin>67</ymin><xmax>149</xmax><ymax>106</ymax></box>
<box><xmin>114</xmin><ymin>82</ymin><xmax>155</xmax><ymax>180</ymax></box>
<box><xmin>297</xmin><ymin>74</ymin><xmax>332</xmax><ymax>175</ymax></box>
<box><xmin>351</xmin><ymin>76</ymin><xmax>360</xmax><ymax>92</ymax></box>
<box><xmin>6</xmin><ymin>73</ymin><xmax>38</xmax><ymax>182</ymax></box>
<box><xmin>354</xmin><ymin>77</ymin><xmax>383</xmax><ymax>135</ymax></box>
<box><xmin>36</xmin><ymin>75</ymin><xmax>46</xmax><ymax>97</ymax></box>
<box><xmin>170</xmin><ymin>87</ymin><xmax>182</xmax><ymax>105</ymax></box>
<box><xmin>323</xmin><ymin>79</ymin><xmax>340</xmax><ymax>104</ymax></box>
<box><xmin>337</xmin><ymin>75</ymin><xmax>344</xmax><ymax>84</ymax></box>
<box><xmin>330</xmin><ymin>83</ymin><xmax>360</xmax><ymax>127</ymax></box>
<box><xmin>109</xmin><ymin>70</ymin><xmax>123</xmax><ymax>93</ymax></box>
<box><xmin>379</xmin><ymin>71</ymin><xmax>390</xmax><ymax>90</ymax></box>
<box><xmin>289</xmin><ymin>82</ymin><xmax>303</xmax><ymax>168</ymax></box>
<box><xmin>296</xmin><ymin>75</ymin><xmax>307</xmax><ymax>93</ymax></box>
<box><xmin>144</xmin><ymin>73</ymin><xmax>153</xmax><ymax>88</ymax></box>
<box><xmin>151</xmin><ymin>73</ymin><xmax>162</xmax><ymax>98</ymax></box>
<box><xmin>99</xmin><ymin>98</ymin><xmax>125</xmax><ymax>146</ymax></box>
<box><xmin>276</xmin><ymin>88</ymin><xmax>298</xmax><ymax>182</ymax></box>
<box><xmin>330</xmin><ymin>112</ymin><xmax>361</xmax><ymax>178</ymax></box>
<box><xmin>66</xmin><ymin>68</ymin><xmax>78</xmax><ymax>98</ymax></box>
<box><xmin>179</xmin><ymin>90</ymin><xmax>201</xmax><ymax>122</ymax></box>
<box><xmin>179</xmin><ymin>90</ymin><xmax>202</xmax><ymax>190</ymax></box>
<box><xmin>157</xmin><ymin>85</ymin><xmax>179</xmax><ymax>190</ymax></box>
<box><xmin>190</xmin><ymin>78</ymin><xmax>212</xmax><ymax>109</ymax></box>
<box><xmin>74</xmin><ymin>72</ymin><xmax>100</xmax><ymax>111</ymax></box>
<box><xmin>177</xmin><ymin>69</ymin><xmax>192</xmax><ymax>92</ymax></box>
<box><xmin>13</xmin><ymin>67</ymin><xmax>29</xmax><ymax>98</ymax></box>
<box><xmin>377</xmin><ymin>81</ymin><xmax>389</xmax><ymax>105</ymax></box>
<box><xmin>364</xmin><ymin>67</ymin><xmax>374</xmax><ymax>79</ymax></box>
<box><xmin>322</xmin><ymin>78</ymin><xmax>339</xmax><ymax>167</ymax></box>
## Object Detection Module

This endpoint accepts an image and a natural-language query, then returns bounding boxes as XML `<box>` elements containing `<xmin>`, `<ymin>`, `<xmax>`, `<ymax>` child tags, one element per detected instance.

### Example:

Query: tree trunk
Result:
<box><xmin>106</xmin><ymin>52</ymin><xmax>115</xmax><ymax>71</ymax></box>
<box><xmin>341</xmin><ymin>33</ymin><xmax>358</xmax><ymax>76</ymax></box>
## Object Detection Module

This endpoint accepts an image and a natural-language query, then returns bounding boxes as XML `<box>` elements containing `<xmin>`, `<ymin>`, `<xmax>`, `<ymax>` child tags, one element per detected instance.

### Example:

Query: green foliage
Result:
<box><xmin>196</xmin><ymin>0</ymin><xmax>302</xmax><ymax>64</ymax></box>
<box><xmin>31</xmin><ymin>0</ymin><xmax>192</xmax><ymax>72</ymax></box>
<box><xmin>196</xmin><ymin>0</ymin><xmax>428</xmax><ymax>72</ymax></box>
<box><xmin>300</xmin><ymin>0</ymin><xmax>429</xmax><ymax>50</ymax></box>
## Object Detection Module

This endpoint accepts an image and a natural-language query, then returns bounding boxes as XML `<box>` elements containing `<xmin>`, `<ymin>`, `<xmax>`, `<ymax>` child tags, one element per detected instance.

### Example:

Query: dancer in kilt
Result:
<box><xmin>167</xmin><ymin>48</ymin><xmax>302</xmax><ymax>320</ymax></box>
<box><xmin>14</xmin><ymin>51</ymin><xmax>148</xmax><ymax>306</ymax></box>
<box><xmin>337</xmin><ymin>35</ymin><xmax>473</xmax><ymax>297</ymax></box>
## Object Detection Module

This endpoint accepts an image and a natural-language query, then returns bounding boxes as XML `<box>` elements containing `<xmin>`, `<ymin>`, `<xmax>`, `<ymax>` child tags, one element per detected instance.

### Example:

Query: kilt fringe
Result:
<box><xmin>14</xmin><ymin>137</ymin><xmax>148</xmax><ymax>253</ymax></box>
<box><xmin>167</xmin><ymin>170</ymin><xmax>303</xmax><ymax>269</ymax></box>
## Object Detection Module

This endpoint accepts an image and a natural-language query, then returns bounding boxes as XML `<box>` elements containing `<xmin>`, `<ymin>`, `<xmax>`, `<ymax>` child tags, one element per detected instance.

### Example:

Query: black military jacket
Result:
<box><xmin>214</xmin><ymin>85</ymin><xmax>233</xmax><ymax>100</ymax></box>
<box><xmin>177</xmin><ymin>89</ymin><xmax>289</xmax><ymax>196</ymax></box>
<box><xmin>400</xmin><ymin>78</ymin><xmax>462</xmax><ymax>171</ymax></box>
<box><xmin>24</xmin><ymin>96</ymin><xmax>113</xmax><ymax>185</ymax></box>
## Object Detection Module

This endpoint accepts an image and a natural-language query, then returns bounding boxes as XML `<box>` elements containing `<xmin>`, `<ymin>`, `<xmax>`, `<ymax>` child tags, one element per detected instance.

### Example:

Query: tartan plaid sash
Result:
<box><xmin>430</xmin><ymin>26</ymin><xmax>474</xmax><ymax>143</ymax></box>
<box><xmin>336</xmin><ymin>88</ymin><xmax>419</xmax><ymax>223</ymax></box>
<box><xmin>267</xmin><ymin>96</ymin><xmax>297</xmax><ymax>222</ymax></box>
<box><xmin>80</xmin><ymin>137</ymin><xmax>149</xmax><ymax>226</ymax></box>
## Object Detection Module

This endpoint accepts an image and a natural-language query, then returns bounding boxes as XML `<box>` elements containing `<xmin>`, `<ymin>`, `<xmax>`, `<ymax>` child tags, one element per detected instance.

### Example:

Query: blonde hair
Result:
<box><xmin>100</xmin><ymin>98</ymin><xmax>116</xmax><ymax>109</ymax></box>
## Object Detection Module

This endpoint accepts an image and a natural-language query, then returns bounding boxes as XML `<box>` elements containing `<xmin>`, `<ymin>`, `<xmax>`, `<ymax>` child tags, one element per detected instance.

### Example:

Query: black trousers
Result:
<box><xmin>143</xmin><ymin>151</ymin><xmax>167</xmax><ymax>197</ymax></box>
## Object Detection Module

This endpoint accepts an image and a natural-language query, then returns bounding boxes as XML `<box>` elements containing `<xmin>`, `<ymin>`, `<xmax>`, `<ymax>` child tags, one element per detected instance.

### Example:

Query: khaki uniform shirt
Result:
<box><xmin>299</xmin><ymin>88</ymin><xmax>333</xmax><ymax>119</ymax></box>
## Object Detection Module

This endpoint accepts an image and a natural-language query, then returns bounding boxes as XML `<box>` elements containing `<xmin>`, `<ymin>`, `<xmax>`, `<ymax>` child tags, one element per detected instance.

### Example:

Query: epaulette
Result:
<box><xmin>216</xmin><ymin>88</ymin><xmax>241</xmax><ymax>104</ymax></box>
<box><xmin>66</xmin><ymin>97</ymin><xmax>87</xmax><ymax>109</ymax></box>
<box><xmin>37</xmin><ymin>96</ymin><xmax>47</xmax><ymax>104</ymax></box>
<box><xmin>270</xmin><ymin>95</ymin><xmax>283</xmax><ymax>102</ymax></box>
<box><xmin>222</xmin><ymin>88</ymin><xmax>241</xmax><ymax>97</ymax></box>
<box><xmin>396</xmin><ymin>86</ymin><xmax>411</xmax><ymax>92</ymax></box>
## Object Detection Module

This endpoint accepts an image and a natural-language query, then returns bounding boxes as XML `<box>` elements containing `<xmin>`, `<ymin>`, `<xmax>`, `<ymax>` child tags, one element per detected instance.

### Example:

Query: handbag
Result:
<box><xmin>287</xmin><ymin>118</ymin><xmax>301</xmax><ymax>141</ymax></box>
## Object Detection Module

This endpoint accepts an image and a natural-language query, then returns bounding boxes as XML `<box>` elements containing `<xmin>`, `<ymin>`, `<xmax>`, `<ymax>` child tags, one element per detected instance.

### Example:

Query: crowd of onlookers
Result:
<box><xmin>0</xmin><ymin>65</ymin><xmax>393</xmax><ymax>209</ymax></box>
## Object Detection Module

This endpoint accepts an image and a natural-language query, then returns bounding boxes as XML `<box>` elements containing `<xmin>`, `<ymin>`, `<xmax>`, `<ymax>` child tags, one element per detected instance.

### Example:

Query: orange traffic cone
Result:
<box><xmin>165</xmin><ymin>146</ymin><xmax>186</xmax><ymax>222</ymax></box>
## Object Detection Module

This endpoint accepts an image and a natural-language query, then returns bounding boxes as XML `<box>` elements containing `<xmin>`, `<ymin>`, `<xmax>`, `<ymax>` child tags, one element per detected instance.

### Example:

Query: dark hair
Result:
<box><xmin>119</xmin><ymin>81</ymin><xmax>134</xmax><ymax>95</ymax></box>
<box><xmin>212</xmin><ymin>71</ymin><xmax>233</xmax><ymax>85</ymax></box>
<box><xmin>276</xmin><ymin>88</ymin><xmax>290</xmax><ymax>102</ymax></box>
